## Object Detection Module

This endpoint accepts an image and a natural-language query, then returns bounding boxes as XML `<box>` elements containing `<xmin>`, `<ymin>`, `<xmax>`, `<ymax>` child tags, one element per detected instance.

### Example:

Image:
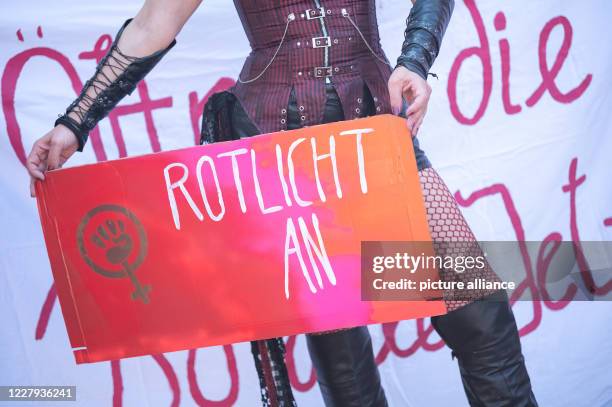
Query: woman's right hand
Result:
<box><xmin>27</xmin><ymin>124</ymin><xmax>79</xmax><ymax>197</ymax></box>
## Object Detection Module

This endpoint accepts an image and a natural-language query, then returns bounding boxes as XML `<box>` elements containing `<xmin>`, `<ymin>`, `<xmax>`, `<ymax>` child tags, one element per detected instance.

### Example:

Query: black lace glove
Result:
<box><xmin>55</xmin><ymin>19</ymin><xmax>176</xmax><ymax>151</ymax></box>
<box><xmin>396</xmin><ymin>0</ymin><xmax>455</xmax><ymax>80</ymax></box>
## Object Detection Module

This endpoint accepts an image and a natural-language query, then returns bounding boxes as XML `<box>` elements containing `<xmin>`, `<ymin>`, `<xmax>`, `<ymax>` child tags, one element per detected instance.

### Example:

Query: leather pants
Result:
<box><xmin>226</xmin><ymin>85</ymin><xmax>538</xmax><ymax>407</ymax></box>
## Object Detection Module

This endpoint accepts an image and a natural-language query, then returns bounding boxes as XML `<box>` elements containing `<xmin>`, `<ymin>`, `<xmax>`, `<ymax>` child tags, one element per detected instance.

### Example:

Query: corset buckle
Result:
<box><xmin>306</xmin><ymin>7</ymin><xmax>325</xmax><ymax>20</ymax></box>
<box><xmin>314</xmin><ymin>66</ymin><xmax>333</xmax><ymax>78</ymax></box>
<box><xmin>312</xmin><ymin>36</ymin><xmax>331</xmax><ymax>48</ymax></box>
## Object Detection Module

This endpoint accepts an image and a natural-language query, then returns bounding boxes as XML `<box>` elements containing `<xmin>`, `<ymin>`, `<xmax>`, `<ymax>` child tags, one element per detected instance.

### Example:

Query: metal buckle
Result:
<box><xmin>306</xmin><ymin>7</ymin><xmax>325</xmax><ymax>19</ymax></box>
<box><xmin>314</xmin><ymin>66</ymin><xmax>333</xmax><ymax>78</ymax></box>
<box><xmin>312</xmin><ymin>36</ymin><xmax>331</xmax><ymax>48</ymax></box>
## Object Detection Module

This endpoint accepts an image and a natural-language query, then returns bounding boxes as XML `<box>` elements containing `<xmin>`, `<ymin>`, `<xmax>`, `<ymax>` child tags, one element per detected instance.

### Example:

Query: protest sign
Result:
<box><xmin>35</xmin><ymin>114</ymin><xmax>445</xmax><ymax>363</ymax></box>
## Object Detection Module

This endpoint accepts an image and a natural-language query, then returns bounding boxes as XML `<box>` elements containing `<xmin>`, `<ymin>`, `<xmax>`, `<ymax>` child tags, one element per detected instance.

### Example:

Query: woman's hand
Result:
<box><xmin>388</xmin><ymin>66</ymin><xmax>432</xmax><ymax>137</ymax></box>
<box><xmin>26</xmin><ymin>124</ymin><xmax>79</xmax><ymax>197</ymax></box>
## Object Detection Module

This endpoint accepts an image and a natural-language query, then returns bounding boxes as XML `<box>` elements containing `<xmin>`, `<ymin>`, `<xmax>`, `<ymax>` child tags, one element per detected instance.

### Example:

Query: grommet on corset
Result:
<box><xmin>281</xmin><ymin>108</ymin><xmax>287</xmax><ymax>115</ymax></box>
<box><xmin>373</xmin><ymin>97</ymin><xmax>378</xmax><ymax>102</ymax></box>
<box><xmin>334</xmin><ymin>67</ymin><xmax>339</xmax><ymax>72</ymax></box>
<box><xmin>281</xmin><ymin>118</ymin><xmax>286</xmax><ymax>124</ymax></box>
<box><xmin>299</xmin><ymin>106</ymin><xmax>305</xmax><ymax>111</ymax></box>
<box><xmin>300</xmin><ymin>115</ymin><xmax>306</xmax><ymax>121</ymax></box>
<box><xmin>333</xmin><ymin>39</ymin><xmax>339</xmax><ymax>44</ymax></box>
<box><xmin>355</xmin><ymin>108</ymin><xmax>361</xmax><ymax>114</ymax></box>
<box><xmin>376</xmin><ymin>106</ymin><xmax>381</xmax><ymax>112</ymax></box>
<box><xmin>357</xmin><ymin>97</ymin><xmax>362</xmax><ymax>104</ymax></box>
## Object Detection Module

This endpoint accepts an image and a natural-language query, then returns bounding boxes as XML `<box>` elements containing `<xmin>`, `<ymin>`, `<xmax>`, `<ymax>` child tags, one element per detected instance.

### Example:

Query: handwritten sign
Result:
<box><xmin>35</xmin><ymin>114</ymin><xmax>445</xmax><ymax>363</ymax></box>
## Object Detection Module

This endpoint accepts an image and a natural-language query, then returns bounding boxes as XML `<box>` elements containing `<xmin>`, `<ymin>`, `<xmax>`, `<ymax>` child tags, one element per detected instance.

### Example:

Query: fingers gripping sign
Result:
<box><xmin>27</xmin><ymin>124</ymin><xmax>79</xmax><ymax>197</ymax></box>
<box><xmin>388</xmin><ymin>66</ymin><xmax>432</xmax><ymax>137</ymax></box>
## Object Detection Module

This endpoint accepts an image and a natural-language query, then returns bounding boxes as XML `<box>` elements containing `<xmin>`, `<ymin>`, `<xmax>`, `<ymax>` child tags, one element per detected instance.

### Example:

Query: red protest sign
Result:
<box><xmin>35</xmin><ymin>114</ymin><xmax>445</xmax><ymax>363</ymax></box>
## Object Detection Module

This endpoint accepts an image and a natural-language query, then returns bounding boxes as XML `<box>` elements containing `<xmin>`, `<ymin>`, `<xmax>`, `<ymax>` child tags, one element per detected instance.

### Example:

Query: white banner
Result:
<box><xmin>1</xmin><ymin>1</ymin><xmax>611</xmax><ymax>406</ymax></box>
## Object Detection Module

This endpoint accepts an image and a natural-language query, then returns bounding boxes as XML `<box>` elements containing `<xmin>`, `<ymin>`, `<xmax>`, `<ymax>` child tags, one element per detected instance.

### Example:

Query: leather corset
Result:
<box><xmin>230</xmin><ymin>0</ymin><xmax>393</xmax><ymax>133</ymax></box>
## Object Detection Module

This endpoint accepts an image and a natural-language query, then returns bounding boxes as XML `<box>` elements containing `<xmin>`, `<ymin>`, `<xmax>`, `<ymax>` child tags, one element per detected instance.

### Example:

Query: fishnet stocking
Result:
<box><xmin>419</xmin><ymin>168</ymin><xmax>500</xmax><ymax>311</ymax></box>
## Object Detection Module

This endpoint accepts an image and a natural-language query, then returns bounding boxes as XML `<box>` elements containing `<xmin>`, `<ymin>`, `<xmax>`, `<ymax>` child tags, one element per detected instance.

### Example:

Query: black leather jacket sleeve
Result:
<box><xmin>396</xmin><ymin>0</ymin><xmax>455</xmax><ymax>80</ymax></box>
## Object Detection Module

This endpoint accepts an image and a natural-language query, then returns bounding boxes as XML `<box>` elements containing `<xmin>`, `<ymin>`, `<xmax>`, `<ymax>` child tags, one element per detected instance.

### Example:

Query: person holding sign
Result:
<box><xmin>26</xmin><ymin>0</ymin><xmax>538</xmax><ymax>406</ymax></box>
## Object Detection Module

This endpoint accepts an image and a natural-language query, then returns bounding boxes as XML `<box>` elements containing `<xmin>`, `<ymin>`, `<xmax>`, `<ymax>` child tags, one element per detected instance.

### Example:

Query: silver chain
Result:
<box><xmin>341</xmin><ymin>8</ymin><xmax>393</xmax><ymax>68</ymax></box>
<box><xmin>237</xmin><ymin>13</ymin><xmax>296</xmax><ymax>84</ymax></box>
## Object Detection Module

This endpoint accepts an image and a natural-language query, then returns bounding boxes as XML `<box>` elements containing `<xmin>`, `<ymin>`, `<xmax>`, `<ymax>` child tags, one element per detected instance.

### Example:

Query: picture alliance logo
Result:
<box><xmin>76</xmin><ymin>204</ymin><xmax>150</xmax><ymax>304</ymax></box>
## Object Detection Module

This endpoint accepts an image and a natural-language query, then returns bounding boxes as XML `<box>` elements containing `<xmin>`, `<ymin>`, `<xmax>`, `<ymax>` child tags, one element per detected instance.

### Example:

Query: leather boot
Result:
<box><xmin>431</xmin><ymin>290</ymin><xmax>538</xmax><ymax>407</ymax></box>
<box><xmin>306</xmin><ymin>327</ymin><xmax>388</xmax><ymax>407</ymax></box>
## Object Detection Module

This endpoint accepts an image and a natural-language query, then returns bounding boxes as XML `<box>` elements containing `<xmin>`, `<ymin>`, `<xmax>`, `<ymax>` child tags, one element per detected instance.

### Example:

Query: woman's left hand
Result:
<box><xmin>388</xmin><ymin>66</ymin><xmax>432</xmax><ymax>137</ymax></box>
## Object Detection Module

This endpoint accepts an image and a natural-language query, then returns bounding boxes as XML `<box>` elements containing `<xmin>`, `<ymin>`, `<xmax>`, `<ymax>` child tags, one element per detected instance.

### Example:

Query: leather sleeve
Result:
<box><xmin>55</xmin><ymin>19</ymin><xmax>176</xmax><ymax>151</ymax></box>
<box><xmin>396</xmin><ymin>0</ymin><xmax>455</xmax><ymax>80</ymax></box>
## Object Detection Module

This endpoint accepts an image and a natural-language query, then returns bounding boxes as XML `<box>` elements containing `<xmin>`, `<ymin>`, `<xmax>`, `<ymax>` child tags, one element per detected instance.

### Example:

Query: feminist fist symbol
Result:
<box><xmin>77</xmin><ymin>205</ymin><xmax>150</xmax><ymax>304</ymax></box>
<box><xmin>91</xmin><ymin>219</ymin><xmax>134</xmax><ymax>264</ymax></box>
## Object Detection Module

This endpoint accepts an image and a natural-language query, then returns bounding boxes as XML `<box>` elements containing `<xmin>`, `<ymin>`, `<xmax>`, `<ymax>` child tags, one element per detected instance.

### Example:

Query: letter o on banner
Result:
<box><xmin>196</xmin><ymin>155</ymin><xmax>226</xmax><ymax>222</ymax></box>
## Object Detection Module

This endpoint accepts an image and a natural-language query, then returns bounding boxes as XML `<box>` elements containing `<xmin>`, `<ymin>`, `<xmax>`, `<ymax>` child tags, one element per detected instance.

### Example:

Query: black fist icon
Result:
<box><xmin>91</xmin><ymin>219</ymin><xmax>133</xmax><ymax>265</ymax></box>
